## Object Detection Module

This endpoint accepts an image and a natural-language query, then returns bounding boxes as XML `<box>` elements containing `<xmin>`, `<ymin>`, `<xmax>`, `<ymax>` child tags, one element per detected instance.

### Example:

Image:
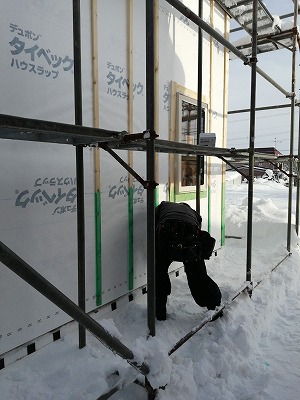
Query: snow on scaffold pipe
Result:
<box><xmin>168</xmin><ymin>252</ymin><xmax>291</xmax><ymax>357</ymax></box>
<box><xmin>96</xmin><ymin>375</ymin><xmax>142</xmax><ymax>400</ymax></box>
<box><xmin>0</xmin><ymin>241</ymin><xmax>150</xmax><ymax>376</ymax></box>
<box><xmin>168</xmin><ymin>281</ymin><xmax>251</xmax><ymax>356</ymax></box>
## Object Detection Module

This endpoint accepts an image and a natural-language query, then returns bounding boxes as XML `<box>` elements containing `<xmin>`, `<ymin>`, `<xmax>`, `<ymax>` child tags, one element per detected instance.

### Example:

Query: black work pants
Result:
<box><xmin>155</xmin><ymin>235</ymin><xmax>221</xmax><ymax>310</ymax></box>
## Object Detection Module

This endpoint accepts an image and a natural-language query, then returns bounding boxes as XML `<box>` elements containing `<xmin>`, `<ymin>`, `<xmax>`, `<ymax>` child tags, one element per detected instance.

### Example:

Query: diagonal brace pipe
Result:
<box><xmin>101</xmin><ymin>143</ymin><xmax>157</xmax><ymax>189</ymax></box>
<box><xmin>219</xmin><ymin>156</ymin><xmax>250</xmax><ymax>181</ymax></box>
<box><xmin>0</xmin><ymin>241</ymin><xmax>149</xmax><ymax>376</ymax></box>
<box><xmin>165</xmin><ymin>0</ymin><xmax>292</xmax><ymax>98</ymax></box>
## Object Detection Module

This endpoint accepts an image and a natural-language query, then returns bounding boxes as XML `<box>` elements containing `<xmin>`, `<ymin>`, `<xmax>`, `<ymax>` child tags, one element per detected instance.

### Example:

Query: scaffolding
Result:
<box><xmin>0</xmin><ymin>1</ymin><xmax>299</xmax><ymax>398</ymax></box>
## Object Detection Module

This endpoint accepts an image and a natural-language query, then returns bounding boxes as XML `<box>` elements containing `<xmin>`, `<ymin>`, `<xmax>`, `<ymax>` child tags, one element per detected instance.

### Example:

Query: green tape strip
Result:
<box><xmin>174</xmin><ymin>190</ymin><xmax>207</xmax><ymax>203</ymax></box>
<box><xmin>170</xmin><ymin>184</ymin><xmax>175</xmax><ymax>202</ymax></box>
<box><xmin>221</xmin><ymin>180</ymin><xmax>226</xmax><ymax>245</ymax></box>
<box><xmin>128</xmin><ymin>186</ymin><xmax>134</xmax><ymax>291</ymax></box>
<box><xmin>207</xmin><ymin>185</ymin><xmax>211</xmax><ymax>233</ymax></box>
<box><xmin>95</xmin><ymin>191</ymin><xmax>102</xmax><ymax>306</ymax></box>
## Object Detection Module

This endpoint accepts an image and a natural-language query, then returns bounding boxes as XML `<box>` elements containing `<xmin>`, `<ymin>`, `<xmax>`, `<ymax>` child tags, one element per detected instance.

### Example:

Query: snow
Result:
<box><xmin>272</xmin><ymin>15</ymin><xmax>282</xmax><ymax>31</ymax></box>
<box><xmin>1</xmin><ymin>180</ymin><xmax>300</xmax><ymax>399</ymax></box>
<box><xmin>225</xmin><ymin>171</ymin><xmax>243</xmax><ymax>186</ymax></box>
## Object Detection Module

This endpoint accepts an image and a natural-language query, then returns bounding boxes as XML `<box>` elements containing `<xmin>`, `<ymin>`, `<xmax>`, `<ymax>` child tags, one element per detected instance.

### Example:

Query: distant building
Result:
<box><xmin>226</xmin><ymin>147</ymin><xmax>287</xmax><ymax>179</ymax></box>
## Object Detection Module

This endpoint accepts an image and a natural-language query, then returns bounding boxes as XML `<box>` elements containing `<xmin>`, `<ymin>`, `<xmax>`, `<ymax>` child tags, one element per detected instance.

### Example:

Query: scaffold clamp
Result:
<box><xmin>144</xmin><ymin>180</ymin><xmax>159</xmax><ymax>189</ymax></box>
<box><xmin>244</xmin><ymin>56</ymin><xmax>258</xmax><ymax>66</ymax></box>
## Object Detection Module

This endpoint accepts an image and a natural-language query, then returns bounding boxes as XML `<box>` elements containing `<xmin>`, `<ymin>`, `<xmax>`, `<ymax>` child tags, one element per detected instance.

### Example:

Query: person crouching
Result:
<box><xmin>155</xmin><ymin>201</ymin><xmax>221</xmax><ymax>321</ymax></box>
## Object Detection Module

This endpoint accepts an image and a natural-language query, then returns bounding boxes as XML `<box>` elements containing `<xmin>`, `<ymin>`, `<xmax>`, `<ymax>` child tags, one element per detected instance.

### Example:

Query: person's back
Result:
<box><xmin>155</xmin><ymin>201</ymin><xmax>202</xmax><ymax>228</ymax></box>
<box><xmin>155</xmin><ymin>201</ymin><xmax>221</xmax><ymax>320</ymax></box>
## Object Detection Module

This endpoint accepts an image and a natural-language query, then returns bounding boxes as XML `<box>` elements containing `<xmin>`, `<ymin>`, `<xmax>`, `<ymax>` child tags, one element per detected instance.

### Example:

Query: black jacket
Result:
<box><xmin>155</xmin><ymin>201</ymin><xmax>202</xmax><ymax>228</ymax></box>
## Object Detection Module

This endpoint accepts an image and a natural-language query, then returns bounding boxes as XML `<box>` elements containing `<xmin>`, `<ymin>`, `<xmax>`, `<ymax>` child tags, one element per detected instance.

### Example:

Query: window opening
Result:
<box><xmin>176</xmin><ymin>94</ymin><xmax>207</xmax><ymax>194</ymax></box>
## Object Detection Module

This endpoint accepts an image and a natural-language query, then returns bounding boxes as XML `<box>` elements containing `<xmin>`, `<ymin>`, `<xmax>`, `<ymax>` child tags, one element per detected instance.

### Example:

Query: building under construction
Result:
<box><xmin>0</xmin><ymin>1</ymin><xmax>299</xmax><ymax>398</ymax></box>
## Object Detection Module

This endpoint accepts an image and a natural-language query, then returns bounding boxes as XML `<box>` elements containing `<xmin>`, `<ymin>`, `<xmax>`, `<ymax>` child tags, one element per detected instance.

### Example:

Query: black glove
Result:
<box><xmin>199</xmin><ymin>231</ymin><xmax>216</xmax><ymax>259</ymax></box>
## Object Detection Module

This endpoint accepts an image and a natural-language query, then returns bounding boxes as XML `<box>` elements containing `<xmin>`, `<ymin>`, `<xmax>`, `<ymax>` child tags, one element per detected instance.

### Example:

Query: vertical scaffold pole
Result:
<box><xmin>246</xmin><ymin>0</ymin><xmax>258</xmax><ymax>287</ymax></box>
<box><xmin>287</xmin><ymin>0</ymin><xmax>298</xmax><ymax>249</ymax></box>
<box><xmin>196</xmin><ymin>1</ymin><xmax>203</xmax><ymax>215</ymax></box>
<box><xmin>297</xmin><ymin>106</ymin><xmax>300</xmax><ymax>236</ymax></box>
<box><xmin>73</xmin><ymin>0</ymin><xmax>86</xmax><ymax>348</ymax></box>
<box><xmin>146</xmin><ymin>0</ymin><xmax>156</xmax><ymax>337</ymax></box>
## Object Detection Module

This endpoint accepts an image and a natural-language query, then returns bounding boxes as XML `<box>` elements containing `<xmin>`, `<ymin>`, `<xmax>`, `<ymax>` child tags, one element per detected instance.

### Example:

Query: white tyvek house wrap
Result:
<box><xmin>97</xmin><ymin>0</ymin><xmax>147</xmax><ymax>300</ymax></box>
<box><xmin>0</xmin><ymin>0</ymin><xmax>227</xmax><ymax>355</ymax></box>
<box><xmin>97</xmin><ymin>0</ymin><xmax>132</xmax><ymax>304</ymax></box>
<box><xmin>209</xmin><ymin>7</ymin><xmax>228</xmax><ymax>249</ymax></box>
<box><xmin>0</xmin><ymin>0</ymin><xmax>147</xmax><ymax>354</ymax></box>
<box><xmin>0</xmin><ymin>0</ymin><xmax>96</xmax><ymax>354</ymax></box>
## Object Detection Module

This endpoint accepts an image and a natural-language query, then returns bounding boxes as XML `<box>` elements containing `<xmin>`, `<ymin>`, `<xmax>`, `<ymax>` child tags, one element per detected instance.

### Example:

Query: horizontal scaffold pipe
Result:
<box><xmin>231</xmin><ymin>13</ymin><xmax>294</xmax><ymax>33</ymax></box>
<box><xmin>113</xmin><ymin>139</ymin><xmax>250</xmax><ymax>158</ymax></box>
<box><xmin>228</xmin><ymin>103</ymin><xmax>296</xmax><ymax>114</ymax></box>
<box><xmin>0</xmin><ymin>113</ymin><xmax>126</xmax><ymax>146</ymax></box>
<box><xmin>164</xmin><ymin>0</ymin><xmax>292</xmax><ymax>99</ymax></box>
<box><xmin>0</xmin><ymin>241</ymin><xmax>150</xmax><ymax>376</ymax></box>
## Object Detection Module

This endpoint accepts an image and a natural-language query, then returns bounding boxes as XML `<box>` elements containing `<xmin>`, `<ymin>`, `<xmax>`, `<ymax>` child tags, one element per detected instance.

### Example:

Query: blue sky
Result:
<box><xmin>227</xmin><ymin>0</ymin><xmax>299</xmax><ymax>154</ymax></box>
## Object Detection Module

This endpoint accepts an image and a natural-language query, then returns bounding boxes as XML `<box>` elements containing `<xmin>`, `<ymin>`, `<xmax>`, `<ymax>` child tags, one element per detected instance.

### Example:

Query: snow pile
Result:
<box><xmin>0</xmin><ymin>180</ymin><xmax>299</xmax><ymax>399</ymax></box>
<box><xmin>133</xmin><ymin>336</ymin><xmax>172</xmax><ymax>389</ymax></box>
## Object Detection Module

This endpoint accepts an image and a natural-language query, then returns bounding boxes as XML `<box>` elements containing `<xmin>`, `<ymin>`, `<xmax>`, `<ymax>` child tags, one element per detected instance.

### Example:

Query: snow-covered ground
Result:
<box><xmin>1</xmin><ymin>179</ymin><xmax>299</xmax><ymax>399</ymax></box>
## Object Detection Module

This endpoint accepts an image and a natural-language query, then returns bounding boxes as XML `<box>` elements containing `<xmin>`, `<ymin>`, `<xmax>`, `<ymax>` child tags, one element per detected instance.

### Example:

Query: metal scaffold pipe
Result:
<box><xmin>287</xmin><ymin>0</ymin><xmax>298</xmax><ymax>247</ymax></box>
<box><xmin>73</xmin><ymin>0</ymin><xmax>86</xmax><ymax>349</ymax></box>
<box><xmin>164</xmin><ymin>0</ymin><xmax>291</xmax><ymax>98</ymax></box>
<box><xmin>165</xmin><ymin>0</ymin><xmax>248</xmax><ymax>62</ymax></box>
<box><xmin>297</xmin><ymin>113</ymin><xmax>300</xmax><ymax>235</ymax></box>
<box><xmin>196</xmin><ymin>0</ymin><xmax>203</xmax><ymax>215</ymax></box>
<box><xmin>246</xmin><ymin>0</ymin><xmax>258</xmax><ymax>286</ymax></box>
<box><xmin>256</xmin><ymin>66</ymin><xmax>291</xmax><ymax>98</ymax></box>
<box><xmin>228</xmin><ymin>103</ymin><xmax>294</xmax><ymax>114</ymax></box>
<box><xmin>0</xmin><ymin>241</ymin><xmax>150</xmax><ymax>376</ymax></box>
<box><xmin>146</xmin><ymin>0</ymin><xmax>156</xmax><ymax>338</ymax></box>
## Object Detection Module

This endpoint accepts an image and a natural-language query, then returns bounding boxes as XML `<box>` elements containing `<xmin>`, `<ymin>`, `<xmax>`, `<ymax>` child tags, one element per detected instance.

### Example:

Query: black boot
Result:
<box><xmin>156</xmin><ymin>297</ymin><xmax>167</xmax><ymax>321</ymax></box>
